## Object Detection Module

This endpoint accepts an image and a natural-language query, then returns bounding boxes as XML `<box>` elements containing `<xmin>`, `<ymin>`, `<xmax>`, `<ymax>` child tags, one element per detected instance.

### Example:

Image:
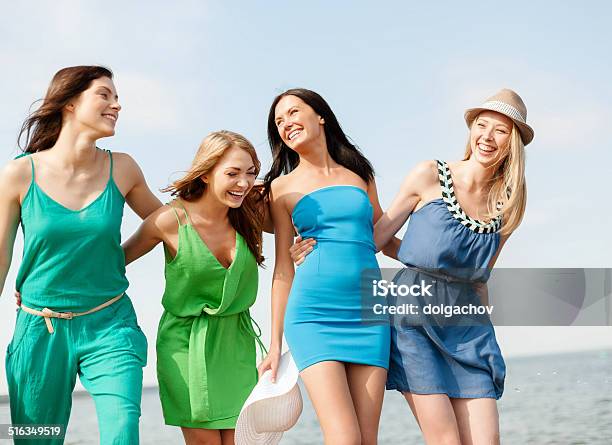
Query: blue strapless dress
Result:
<box><xmin>386</xmin><ymin>160</ymin><xmax>506</xmax><ymax>399</ymax></box>
<box><xmin>285</xmin><ymin>185</ymin><xmax>390</xmax><ymax>371</ymax></box>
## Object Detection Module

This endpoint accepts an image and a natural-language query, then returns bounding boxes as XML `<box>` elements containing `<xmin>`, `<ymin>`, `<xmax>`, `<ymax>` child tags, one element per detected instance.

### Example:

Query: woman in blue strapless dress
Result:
<box><xmin>258</xmin><ymin>88</ymin><xmax>397</xmax><ymax>444</ymax></box>
<box><xmin>373</xmin><ymin>89</ymin><xmax>534</xmax><ymax>444</ymax></box>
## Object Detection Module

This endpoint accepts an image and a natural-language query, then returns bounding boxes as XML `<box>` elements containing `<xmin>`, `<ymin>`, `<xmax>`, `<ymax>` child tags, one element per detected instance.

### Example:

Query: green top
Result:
<box><xmin>159</xmin><ymin>200</ymin><xmax>263</xmax><ymax>424</ymax></box>
<box><xmin>15</xmin><ymin>150</ymin><xmax>128</xmax><ymax>312</ymax></box>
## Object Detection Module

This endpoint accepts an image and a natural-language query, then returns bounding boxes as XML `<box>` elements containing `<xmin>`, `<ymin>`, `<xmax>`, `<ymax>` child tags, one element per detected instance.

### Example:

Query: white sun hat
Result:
<box><xmin>235</xmin><ymin>351</ymin><xmax>303</xmax><ymax>445</ymax></box>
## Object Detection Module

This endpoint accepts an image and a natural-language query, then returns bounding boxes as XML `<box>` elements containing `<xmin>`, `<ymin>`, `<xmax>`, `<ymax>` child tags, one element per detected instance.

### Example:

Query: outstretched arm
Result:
<box><xmin>373</xmin><ymin>161</ymin><xmax>436</xmax><ymax>253</ymax></box>
<box><xmin>367</xmin><ymin>178</ymin><xmax>402</xmax><ymax>259</ymax></box>
<box><xmin>122</xmin><ymin>206</ymin><xmax>169</xmax><ymax>266</ymax></box>
<box><xmin>114</xmin><ymin>153</ymin><xmax>163</xmax><ymax>219</ymax></box>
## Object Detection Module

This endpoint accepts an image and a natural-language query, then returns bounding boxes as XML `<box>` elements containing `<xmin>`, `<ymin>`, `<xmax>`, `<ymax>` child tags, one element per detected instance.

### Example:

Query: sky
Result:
<box><xmin>1</xmin><ymin>1</ymin><xmax>611</xmax><ymax>394</ymax></box>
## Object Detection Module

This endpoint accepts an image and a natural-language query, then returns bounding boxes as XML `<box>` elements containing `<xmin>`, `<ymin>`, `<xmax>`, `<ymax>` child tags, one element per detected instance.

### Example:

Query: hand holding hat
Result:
<box><xmin>235</xmin><ymin>351</ymin><xmax>303</xmax><ymax>445</ymax></box>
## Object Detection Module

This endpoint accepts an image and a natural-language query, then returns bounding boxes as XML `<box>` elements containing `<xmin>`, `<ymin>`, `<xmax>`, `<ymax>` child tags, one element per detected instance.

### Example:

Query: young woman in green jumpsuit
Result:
<box><xmin>123</xmin><ymin>130</ymin><xmax>265</xmax><ymax>445</ymax></box>
<box><xmin>0</xmin><ymin>66</ymin><xmax>162</xmax><ymax>444</ymax></box>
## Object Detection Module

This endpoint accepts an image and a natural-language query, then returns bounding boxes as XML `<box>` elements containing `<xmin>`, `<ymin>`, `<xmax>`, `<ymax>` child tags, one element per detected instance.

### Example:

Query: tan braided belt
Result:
<box><xmin>20</xmin><ymin>293</ymin><xmax>125</xmax><ymax>334</ymax></box>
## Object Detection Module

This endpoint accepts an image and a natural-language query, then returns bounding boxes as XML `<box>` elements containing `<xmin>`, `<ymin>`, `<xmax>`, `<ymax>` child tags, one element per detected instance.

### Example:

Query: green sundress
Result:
<box><xmin>156</xmin><ymin>201</ymin><xmax>263</xmax><ymax>429</ymax></box>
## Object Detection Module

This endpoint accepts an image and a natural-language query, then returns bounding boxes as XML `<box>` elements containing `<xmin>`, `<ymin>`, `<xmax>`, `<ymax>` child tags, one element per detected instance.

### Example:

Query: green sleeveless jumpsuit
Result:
<box><xmin>5</xmin><ymin>150</ymin><xmax>147</xmax><ymax>445</ymax></box>
<box><xmin>156</xmin><ymin>201</ymin><xmax>263</xmax><ymax>429</ymax></box>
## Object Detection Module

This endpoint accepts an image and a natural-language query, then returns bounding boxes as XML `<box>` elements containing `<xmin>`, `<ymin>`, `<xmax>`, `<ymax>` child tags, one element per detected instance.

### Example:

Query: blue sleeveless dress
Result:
<box><xmin>386</xmin><ymin>161</ymin><xmax>506</xmax><ymax>399</ymax></box>
<box><xmin>285</xmin><ymin>185</ymin><xmax>390</xmax><ymax>371</ymax></box>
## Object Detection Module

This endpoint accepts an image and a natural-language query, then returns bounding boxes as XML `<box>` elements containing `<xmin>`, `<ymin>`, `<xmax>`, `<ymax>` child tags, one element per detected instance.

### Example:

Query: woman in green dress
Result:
<box><xmin>123</xmin><ymin>130</ymin><xmax>265</xmax><ymax>445</ymax></box>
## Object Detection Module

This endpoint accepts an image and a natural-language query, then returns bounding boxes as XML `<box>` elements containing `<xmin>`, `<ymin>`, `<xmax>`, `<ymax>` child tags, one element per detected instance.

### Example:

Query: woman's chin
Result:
<box><xmin>222</xmin><ymin>194</ymin><xmax>245</xmax><ymax>208</ymax></box>
<box><xmin>96</xmin><ymin>128</ymin><xmax>115</xmax><ymax>139</ymax></box>
<box><xmin>472</xmin><ymin>150</ymin><xmax>500</xmax><ymax>167</ymax></box>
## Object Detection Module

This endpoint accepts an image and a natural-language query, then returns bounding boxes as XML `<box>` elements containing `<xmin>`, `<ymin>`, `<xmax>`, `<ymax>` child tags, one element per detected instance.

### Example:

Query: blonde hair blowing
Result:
<box><xmin>463</xmin><ymin>123</ymin><xmax>527</xmax><ymax>236</ymax></box>
<box><xmin>163</xmin><ymin>130</ymin><xmax>264</xmax><ymax>264</ymax></box>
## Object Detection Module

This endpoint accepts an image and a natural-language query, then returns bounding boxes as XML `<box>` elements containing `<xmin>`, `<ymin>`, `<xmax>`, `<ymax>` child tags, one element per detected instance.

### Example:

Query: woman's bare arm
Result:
<box><xmin>0</xmin><ymin>160</ymin><xmax>28</xmax><ymax>295</ymax></box>
<box><xmin>122</xmin><ymin>208</ymin><xmax>167</xmax><ymax>266</ymax></box>
<box><xmin>114</xmin><ymin>153</ymin><xmax>163</xmax><ymax>219</ymax></box>
<box><xmin>366</xmin><ymin>178</ymin><xmax>402</xmax><ymax>260</ymax></box>
<box><xmin>373</xmin><ymin>161</ymin><xmax>437</xmax><ymax>252</ymax></box>
<box><xmin>257</xmin><ymin>180</ymin><xmax>295</xmax><ymax>381</ymax></box>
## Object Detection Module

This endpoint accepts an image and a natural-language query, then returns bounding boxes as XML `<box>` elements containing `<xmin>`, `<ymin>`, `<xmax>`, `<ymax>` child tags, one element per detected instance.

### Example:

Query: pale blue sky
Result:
<box><xmin>1</xmin><ymin>1</ymin><xmax>611</xmax><ymax>393</ymax></box>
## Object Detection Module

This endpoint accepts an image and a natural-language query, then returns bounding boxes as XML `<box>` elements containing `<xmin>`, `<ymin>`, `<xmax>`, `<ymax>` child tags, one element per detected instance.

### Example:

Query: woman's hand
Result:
<box><xmin>473</xmin><ymin>282</ymin><xmax>489</xmax><ymax>306</ymax></box>
<box><xmin>289</xmin><ymin>236</ymin><xmax>316</xmax><ymax>265</ymax></box>
<box><xmin>14</xmin><ymin>290</ymin><xmax>21</xmax><ymax>307</ymax></box>
<box><xmin>257</xmin><ymin>347</ymin><xmax>282</xmax><ymax>383</ymax></box>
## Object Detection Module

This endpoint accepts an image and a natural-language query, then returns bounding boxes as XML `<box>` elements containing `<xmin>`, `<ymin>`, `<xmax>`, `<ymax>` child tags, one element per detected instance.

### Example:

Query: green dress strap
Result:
<box><xmin>107</xmin><ymin>148</ymin><xmax>113</xmax><ymax>171</ymax></box>
<box><xmin>174</xmin><ymin>199</ymin><xmax>193</xmax><ymax>225</ymax></box>
<box><xmin>28</xmin><ymin>156</ymin><xmax>34</xmax><ymax>183</ymax></box>
<box><xmin>167</xmin><ymin>201</ymin><xmax>186</xmax><ymax>227</ymax></box>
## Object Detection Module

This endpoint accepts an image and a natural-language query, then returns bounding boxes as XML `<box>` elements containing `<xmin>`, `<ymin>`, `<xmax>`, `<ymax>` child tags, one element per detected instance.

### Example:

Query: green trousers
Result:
<box><xmin>5</xmin><ymin>295</ymin><xmax>147</xmax><ymax>445</ymax></box>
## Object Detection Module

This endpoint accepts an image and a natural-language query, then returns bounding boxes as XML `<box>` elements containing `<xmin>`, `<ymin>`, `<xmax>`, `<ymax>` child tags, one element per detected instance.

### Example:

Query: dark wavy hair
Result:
<box><xmin>262</xmin><ymin>88</ymin><xmax>374</xmax><ymax>197</ymax></box>
<box><xmin>18</xmin><ymin>65</ymin><xmax>113</xmax><ymax>153</ymax></box>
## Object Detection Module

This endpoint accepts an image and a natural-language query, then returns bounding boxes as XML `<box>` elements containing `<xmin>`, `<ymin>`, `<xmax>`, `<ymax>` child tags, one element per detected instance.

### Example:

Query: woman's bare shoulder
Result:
<box><xmin>0</xmin><ymin>156</ymin><xmax>33</xmax><ymax>198</ymax></box>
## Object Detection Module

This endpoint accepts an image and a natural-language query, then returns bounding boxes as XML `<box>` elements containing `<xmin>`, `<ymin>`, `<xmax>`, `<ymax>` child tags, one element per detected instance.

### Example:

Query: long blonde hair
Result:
<box><xmin>163</xmin><ymin>130</ymin><xmax>264</xmax><ymax>264</ymax></box>
<box><xmin>463</xmin><ymin>121</ymin><xmax>527</xmax><ymax>235</ymax></box>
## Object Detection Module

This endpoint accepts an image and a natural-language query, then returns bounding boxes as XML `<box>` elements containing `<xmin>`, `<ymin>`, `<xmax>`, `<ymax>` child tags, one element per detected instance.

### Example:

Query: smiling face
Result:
<box><xmin>273</xmin><ymin>95</ymin><xmax>326</xmax><ymax>152</ymax></box>
<box><xmin>204</xmin><ymin>145</ymin><xmax>257</xmax><ymax>208</ymax></box>
<box><xmin>469</xmin><ymin>110</ymin><xmax>514</xmax><ymax>166</ymax></box>
<box><xmin>66</xmin><ymin>76</ymin><xmax>121</xmax><ymax>138</ymax></box>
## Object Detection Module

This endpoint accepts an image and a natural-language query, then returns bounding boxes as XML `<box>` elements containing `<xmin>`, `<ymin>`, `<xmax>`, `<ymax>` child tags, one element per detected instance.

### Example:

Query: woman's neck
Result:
<box><xmin>458</xmin><ymin>157</ymin><xmax>497</xmax><ymax>192</ymax></box>
<box><xmin>295</xmin><ymin>142</ymin><xmax>338</xmax><ymax>175</ymax></box>
<box><xmin>48</xmin><ymin>125</ymin><xmax>99</xmax><ymax>169</ymax></box>
<box><xmin>189</xmin><ymin>191</ymin><xmax>230</xmax><ymax>225</ymax></box>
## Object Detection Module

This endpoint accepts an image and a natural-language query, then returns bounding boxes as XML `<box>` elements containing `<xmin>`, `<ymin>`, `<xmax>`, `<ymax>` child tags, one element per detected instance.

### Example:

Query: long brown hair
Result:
<box><xmin>18</xmin><ymin>65</ymin><xmax>114</xmax><ymax>153</ymax></box>
<box><xmin>464</xmin><ymin>120</ymin><xmax>527</xmax><ymax>235</ymax></box>
<box><xmin>263</xmin><ymin>88</ymin><xmax>374</xmax><ymax>198</ymax></box>
<box><xmin>163</xmin><ymin>130</ymin><xmax>264</xmax><ymax>265</ymax></box>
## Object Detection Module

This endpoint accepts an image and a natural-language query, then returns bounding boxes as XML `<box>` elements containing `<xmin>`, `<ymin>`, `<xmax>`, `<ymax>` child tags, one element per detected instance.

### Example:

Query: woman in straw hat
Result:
<box><xmin>292</xmin><ymin>88</ymin><xmax>533</xmax><ymax>444</ymax></box>
<box><xmin>259</xmin><ymin>88</ymin><xmax>399</xmax><ymax>445</ymax></box>
<box><xmin>0</xmin><ymin>65</ymin><xmax>161</xmax><ymax>444</ymax></box>
<box><xmin>373</xmin><ymin>88</ymin><xmax>533</xmax><ymax>444</ymax></box>
<box><xmin>123</xmin><ymin>130</ymin><xmax>266</xmax><ymax>445</ymax></box>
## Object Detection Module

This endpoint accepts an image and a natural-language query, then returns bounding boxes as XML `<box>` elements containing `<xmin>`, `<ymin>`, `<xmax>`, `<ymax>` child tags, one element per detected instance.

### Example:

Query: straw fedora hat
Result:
<box><xmin>235</xmin><ymin>351</ymin><xmax>303</xmax><ymax>445</ymax></box>
<box><xmin>464</xmin><ymin>88</ymin><xmax>534</xmax><ymax>145</ymax></box>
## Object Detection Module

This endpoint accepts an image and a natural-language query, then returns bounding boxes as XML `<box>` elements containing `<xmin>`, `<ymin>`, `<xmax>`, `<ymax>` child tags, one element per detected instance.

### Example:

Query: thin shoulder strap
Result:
<box><xmin>28</xmin><ymin>155</ymin><xmax>35</xmax><ymax>184</ymax></box>
<box><xmin>167</xmin><ymin>202</ymin><xmax>183</xmax><ymax>226</ymax></box>
<box><xmin>13</xmin><ymin>152</ymin><xmax>34</xmax><ymax>184</ymax></box>
<box><xmin>174</xmin><ymin>199</ymin><xmax>193</xmax><ymax>225</ymax></box>
<box><xmin>106</xmin><ymin>149</ymin><xmax>114</xmax><ymax>175</ymax></box>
